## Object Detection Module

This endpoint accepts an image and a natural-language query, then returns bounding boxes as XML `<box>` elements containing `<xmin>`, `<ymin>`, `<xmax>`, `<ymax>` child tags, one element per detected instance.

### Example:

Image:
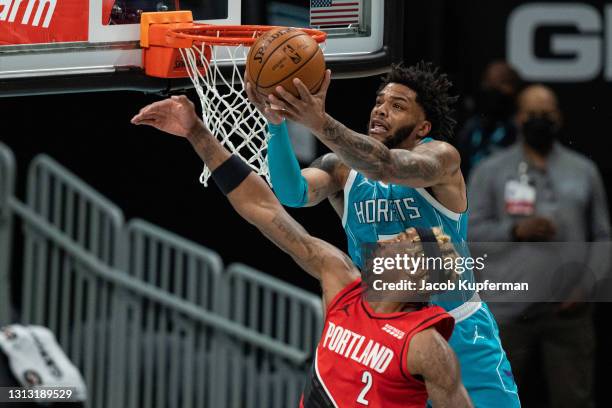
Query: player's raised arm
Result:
<box><xmin>319</xmin><ymin>116</ymin><xmax>459</xmax><ymax>188</ymax></box>
<box><xmin>267</xmin><ymin>63</ymin><xmax>462</xmax><ymax>189</ymax></box>
<box><xmin>269</xmin><ymin>79</ymin><xmax>460</xmax><ymax>188</ymax></box>
<box><xmin>407</xmin><ymin>328</ymin><xmax>473</xmax><ymax>408</ymax></box>
<box><xmin>131</xmin><ymin>96</ymin><xmax>358</xmax><ymax>304</ymax></box>
<box><xmin>245</xmin><ymin>72</ymin><xmax>347</xmax><ymax>208</ymax></box>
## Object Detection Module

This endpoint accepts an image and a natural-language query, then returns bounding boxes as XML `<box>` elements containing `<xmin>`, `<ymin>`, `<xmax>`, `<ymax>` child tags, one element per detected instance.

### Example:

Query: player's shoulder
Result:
<box><xmin>310</xmin><ymin>153</ymin><xmax>350</xmax><ymax>184</ymax></box>
<box><xmin>406</xmin><ymin>325</ymin><xmax>460</xmax><ymax>381</ymax></box>
<box><xmin>417</xmin><ymin>138</ymin><xmax>457</xmax><ymax>152</ymax></box>
<box><xmin>405</xmin><ymin>306</ymin><xmax>454</xmax><ymax>340</ymax></box>
<box><xmin>416</xmin><ymin>139</ymin><xmax>461</xmax><ymax>163</ymax></box>
<box><xmin>409</xmin><ymin>326</ymin><xmax>448</xmax><ymax>351</ymax></box>
<box><xmin>405</xmin><ymin>326</ymin><xmax>451</xmax><ymax>373</ymax></box>
<box><xmin>326</xmin><ymin>276</ymin><xmax>362</xmax><ymax>310</ymax></box>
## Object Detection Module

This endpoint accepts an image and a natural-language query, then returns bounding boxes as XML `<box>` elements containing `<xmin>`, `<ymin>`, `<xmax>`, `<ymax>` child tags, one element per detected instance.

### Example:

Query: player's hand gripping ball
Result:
<box><xmin>246</xmin><ymin>27</ymin><xmax>326</xmax><ymax>99</ymax></box>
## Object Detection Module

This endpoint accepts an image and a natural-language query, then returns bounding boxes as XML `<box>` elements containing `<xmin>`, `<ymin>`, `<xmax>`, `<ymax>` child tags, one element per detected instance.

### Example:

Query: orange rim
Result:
<box><xmin>167</xmin><ymin>24</ymin><xmax>327</xmax><ymax>47</ymax></box>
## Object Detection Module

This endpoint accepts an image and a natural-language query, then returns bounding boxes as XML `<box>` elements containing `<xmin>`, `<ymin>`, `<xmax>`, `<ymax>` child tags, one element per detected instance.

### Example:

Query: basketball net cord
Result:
<box><xmin>179</xmin><ymin>40</ymin><xmax>271</xmax><ymax>186</ymax></box>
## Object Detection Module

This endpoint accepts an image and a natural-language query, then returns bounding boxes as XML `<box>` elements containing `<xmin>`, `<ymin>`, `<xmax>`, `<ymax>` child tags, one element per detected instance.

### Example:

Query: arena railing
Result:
<box><xmin>0</xmin><ymin>142</ymin><xmax>16</xmax><ymax>326</ymax></box>
<box><xmin>217</xmin><ymin>263</ymin><xmax>323</xmax><ymax>407</ymax></box>
<box><xmin>113</xmin><ymin>219</ymin><xmax>226</xmax><ymax>408</ymax></box>
<box><xmin>17</xmin><ymin>155</ymin><xmax>126</xmax><ymax>408</ymax></box>
<box><xmin>0</xmin><ymin>144</ymin><xmax>323</xmax><ymax>408</ymax></box>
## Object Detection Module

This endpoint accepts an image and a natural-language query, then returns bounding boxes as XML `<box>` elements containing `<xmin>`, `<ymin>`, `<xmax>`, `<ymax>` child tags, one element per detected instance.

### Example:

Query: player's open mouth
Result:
<box><xmin>369</xmin><ymin>119</ymin><xmax>389</xmax><ymax>135</ymax></box>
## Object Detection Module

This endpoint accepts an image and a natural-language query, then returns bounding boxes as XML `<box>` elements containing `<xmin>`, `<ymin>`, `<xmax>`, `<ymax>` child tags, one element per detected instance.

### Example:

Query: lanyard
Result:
<box><xmin>517</xmin><ymin>161</ymin><xmax>530</xmax><ymax>185</ymax></box>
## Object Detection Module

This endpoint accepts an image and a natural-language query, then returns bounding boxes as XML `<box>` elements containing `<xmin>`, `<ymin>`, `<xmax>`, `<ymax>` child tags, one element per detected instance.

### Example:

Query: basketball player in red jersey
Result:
<box><xmin>131</xmin><ymin>95</ymin><xmax>472</xmax><ymax>408</ymax></box>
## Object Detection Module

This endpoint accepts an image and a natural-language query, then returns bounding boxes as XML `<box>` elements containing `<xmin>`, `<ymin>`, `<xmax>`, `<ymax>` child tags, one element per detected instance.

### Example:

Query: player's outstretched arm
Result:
<box><xmin>318</xmin><ymin>116</ymin><xmax>460</xmax><ymax>188</ymax></box>
<box><xmin>131</xmin><ymin>96</ymin><xmax>359</xmax><ymax>305</ymax></box>
<box><xmin>245</xmin><ymin>72</ymin><xmax>347</xmax><ymax>208</ymax></box>
<box><xmin>407</xmin><ymin>328</ymin><xmax>473</xmax><ymax>408</ymax></box>
<box><xmin>269</xmin><ymin>78</ymin><xmax>460</xmax><ymax>188</ymax></box>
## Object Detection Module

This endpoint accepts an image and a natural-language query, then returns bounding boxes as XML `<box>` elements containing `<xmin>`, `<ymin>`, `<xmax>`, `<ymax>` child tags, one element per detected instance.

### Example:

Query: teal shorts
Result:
<box><xmin>431</xmin><ymin>301</ymin><xmax>521</xmax><ymax>407</ymax></box>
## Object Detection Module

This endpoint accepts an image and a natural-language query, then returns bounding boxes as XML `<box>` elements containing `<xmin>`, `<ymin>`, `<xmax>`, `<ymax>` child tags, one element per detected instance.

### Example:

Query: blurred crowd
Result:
<box><xmin>455</xmin><ymin>61</ymin><xmax>610</xmax><ymax>408</ymax></box>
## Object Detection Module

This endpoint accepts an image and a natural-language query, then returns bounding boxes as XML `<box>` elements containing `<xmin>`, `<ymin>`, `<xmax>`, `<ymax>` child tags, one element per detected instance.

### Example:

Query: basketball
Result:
<box><xmin>246</xmin><ymin>27</ymin><xmax>326</xmax><ymax>98</ymax></box>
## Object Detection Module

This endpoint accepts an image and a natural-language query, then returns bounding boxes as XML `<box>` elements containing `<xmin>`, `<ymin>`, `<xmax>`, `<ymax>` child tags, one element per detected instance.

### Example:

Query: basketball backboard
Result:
<box><xmin>0</xmin><ymin>0</ymin><xmax>403</xmax><ymax>96</ymax></box>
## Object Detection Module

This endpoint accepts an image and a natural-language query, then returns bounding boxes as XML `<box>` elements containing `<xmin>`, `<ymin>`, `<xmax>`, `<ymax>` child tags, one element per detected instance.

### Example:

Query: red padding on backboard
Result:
<box><xmin>0</xmin><ymin>0</ymin><xmax>88</xmax><ymax>45</ymax></box>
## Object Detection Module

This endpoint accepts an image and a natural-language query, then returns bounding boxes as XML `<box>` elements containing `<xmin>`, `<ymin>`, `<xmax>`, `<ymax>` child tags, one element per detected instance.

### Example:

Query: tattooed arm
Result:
<box><xmin>226</xmin><ymin>170</ymin><xmax>358</xmax><ymax>305</ymax></box>
<box><xmin>267</xmin><ymin>77</ymin><xmax>459</xmax><ymax>189</ymax></box>
<box><xmin>131</xmin><ymin>96</ymin><xmax>359</xmax><ymax>306</ymax></box>
<box><xmin>408</xmin><ymin>328</ymin><xmax>473</xmax><ymax>408</ymax></box>
<box><xmin>314</xmin><ymin>115</ymin><xmax>461</xmax><ymax>188</ymax></box>
<box><xmin>300</xmin><ymin>153</ymin><xmax>349</xmax><ymax>207</ymax></box>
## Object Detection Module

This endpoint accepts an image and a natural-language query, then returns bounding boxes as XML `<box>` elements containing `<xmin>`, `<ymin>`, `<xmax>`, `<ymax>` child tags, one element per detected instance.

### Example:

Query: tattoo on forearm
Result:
<box><xmin>320</xmin><ymin>117</ymin><xmax>388</xmax><ymax>176</ymax></box>
<box><xmin>318</xmin><ymin>116</ymin><xmax>395</xmax><ymax>180</ymax></box>
<box><xmin>270</xmin><ymin>213</ymin><xmax>327</xmax><ymax>270</ymax></box>
<box><xmin>271</xmin><ymin>214</ymin><xmax>301</xmax><ymax>248</ymax></box>
<box><xmin>319</xmin><ymin>116</ymin><xmax>445</xmax><ymax>184</ymax></box>
<box><xmin>187</xmin><ymin>126</ymin><xmax>230</xmax><ymax>169</ymax></box>
<box><xmin>321</xmin><ymin>118</ymin><xmax>344</xmax><ymax>143</ymax></box>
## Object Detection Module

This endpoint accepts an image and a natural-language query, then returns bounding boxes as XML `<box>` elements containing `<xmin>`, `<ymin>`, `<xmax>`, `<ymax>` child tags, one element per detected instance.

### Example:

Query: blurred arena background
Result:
<box><xmin>1</xmin><ymin>1</ymin><xmax>611</xmax><ymax>407</ymax></box>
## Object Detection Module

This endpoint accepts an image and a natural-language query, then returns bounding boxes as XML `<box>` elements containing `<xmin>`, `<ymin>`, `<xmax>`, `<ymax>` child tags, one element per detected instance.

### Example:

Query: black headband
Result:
<box><xmin>414</xmin><ymin>227</ymin><xmax>444</xmax><ymax>285</ymax></box>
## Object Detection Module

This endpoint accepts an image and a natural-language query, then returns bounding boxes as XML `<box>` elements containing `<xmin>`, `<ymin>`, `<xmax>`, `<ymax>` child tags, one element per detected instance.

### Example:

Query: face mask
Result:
<box><xmin>522</xmin><ymin>116</ymin><xmax>558</xmax><ymax>155</ymax></box>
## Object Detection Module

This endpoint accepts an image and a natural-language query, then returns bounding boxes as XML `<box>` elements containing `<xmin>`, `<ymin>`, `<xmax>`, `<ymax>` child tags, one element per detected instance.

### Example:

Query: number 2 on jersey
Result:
<box><xmin>357</xmin><ymin>371</ymin><xmax>373</xmax><ymax>405</ymax></box>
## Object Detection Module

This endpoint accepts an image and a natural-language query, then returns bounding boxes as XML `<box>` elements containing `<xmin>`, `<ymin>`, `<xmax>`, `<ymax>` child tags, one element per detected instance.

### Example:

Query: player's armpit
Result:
<box><xmin>406</xmin><ymin>328</ymin><xmax>473</xmax><ymax>408</ymax></box>
<box><xmin>302</xmin><ymin>153</ymin><xmax>349</xmax><ymax>207</ymax></box>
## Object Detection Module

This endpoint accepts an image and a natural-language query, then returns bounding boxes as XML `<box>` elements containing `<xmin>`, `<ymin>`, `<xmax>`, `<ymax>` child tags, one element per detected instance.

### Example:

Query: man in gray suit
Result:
<box><xmin>467</xmin><ymin>84</ymin><xmax>610</xmax><ymax>408</ymax></box>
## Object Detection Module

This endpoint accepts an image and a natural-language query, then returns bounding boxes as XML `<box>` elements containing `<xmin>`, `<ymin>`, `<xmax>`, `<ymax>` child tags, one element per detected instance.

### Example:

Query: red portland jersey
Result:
<box><xmin>300</xmin><ymin>279</ymin><xmax>454</xmax><ymax>408</ymax></box>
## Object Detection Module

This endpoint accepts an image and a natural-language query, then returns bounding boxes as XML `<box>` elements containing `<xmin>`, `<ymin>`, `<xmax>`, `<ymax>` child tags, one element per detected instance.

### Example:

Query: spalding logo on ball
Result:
<box><xmin>247</xmin><ymin>27</ymin><xmax>326</xmax><ymax>98</ymax></box>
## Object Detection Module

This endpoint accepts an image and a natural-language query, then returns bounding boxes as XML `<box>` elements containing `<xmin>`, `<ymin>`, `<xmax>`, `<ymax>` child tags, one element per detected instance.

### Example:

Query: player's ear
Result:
<box><xmin>417</xmin><ymin>120</ymin><xmax>432</xmax><ymax>137</ymax></box>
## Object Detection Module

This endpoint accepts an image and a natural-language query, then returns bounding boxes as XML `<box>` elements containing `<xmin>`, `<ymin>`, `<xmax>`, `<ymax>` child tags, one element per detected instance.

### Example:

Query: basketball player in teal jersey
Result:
<box><xmin>246</xmin><ymin>62</ymin><xmax>520</xmax><ymax>407</ymax></box>
<box><xmin>130</xmin><ymin>95</ymin><xmax>473</xmax><ymax>408</ymax></box>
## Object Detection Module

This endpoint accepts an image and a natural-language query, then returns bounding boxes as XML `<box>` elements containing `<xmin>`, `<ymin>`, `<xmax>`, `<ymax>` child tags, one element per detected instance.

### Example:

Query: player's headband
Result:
<box><xmin>414</xmin><ymin>227</ymin><xmax>445</xmax><ymax>286</ymax></box>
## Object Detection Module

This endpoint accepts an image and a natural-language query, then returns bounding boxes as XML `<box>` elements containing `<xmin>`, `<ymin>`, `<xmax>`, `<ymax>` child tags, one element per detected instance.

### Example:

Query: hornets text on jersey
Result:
<box><xmin>342</xmin><ymin>168</ymin><xmax>474</xmax><ymax>310</ymax></box>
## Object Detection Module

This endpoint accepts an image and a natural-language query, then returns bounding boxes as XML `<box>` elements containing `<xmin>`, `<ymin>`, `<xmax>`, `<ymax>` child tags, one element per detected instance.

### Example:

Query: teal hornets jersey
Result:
<box><xmin>342</xmin><ymin>169</ymin><xmax>474</xmax><ymax>310</ymax></box>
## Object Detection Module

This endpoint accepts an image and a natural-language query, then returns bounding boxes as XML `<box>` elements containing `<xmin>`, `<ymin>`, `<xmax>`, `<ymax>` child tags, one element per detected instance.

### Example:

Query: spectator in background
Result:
<box><xmin>457</xmin><ymin>61</ymin><xmax>521</xmax><ymax>178</ymax></box>
<box><xmin>467</xmin><ymin>84</ymin><xmax>610</xmax><ymax>408</ymax></box>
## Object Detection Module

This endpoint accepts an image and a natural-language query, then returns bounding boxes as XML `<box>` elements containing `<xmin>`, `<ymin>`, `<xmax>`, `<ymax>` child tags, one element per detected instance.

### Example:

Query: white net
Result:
<box><xmin>179</xmin><ymin>42</ymin><xmax>270</xmax><ymax>186</ymax></box>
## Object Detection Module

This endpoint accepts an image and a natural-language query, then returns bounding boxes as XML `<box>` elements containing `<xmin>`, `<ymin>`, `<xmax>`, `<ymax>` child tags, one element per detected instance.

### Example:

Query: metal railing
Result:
<box><xmin>217</xmin><ymin>263</ymin><xmax>323</xmax><ymax>408</ymax></box>
<box><xmin>17</xmin><ymin>155</ymin><xmax>125</xmax><ymax>408</ymax></box>
<box><xmin>0</xmin><ymin>142</ymin><xmax>16</xmax><ymax>326</ymax></box>
<box><xmin>0</xmin><ymin>142</ymin><xmax>323</xmax><ymax>408</ymax></box>
<box><xmin>114</xmin><ymin>219</ymin><xmax>225</xmax><ymax>408</ymax></box>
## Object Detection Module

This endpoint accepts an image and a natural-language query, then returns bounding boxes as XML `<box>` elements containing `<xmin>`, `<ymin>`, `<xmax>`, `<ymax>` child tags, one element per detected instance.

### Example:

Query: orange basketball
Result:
<box><xmin>246</xmin><ymin>27</ymin><xmax>326</xmax><ymax>98</ymax></box>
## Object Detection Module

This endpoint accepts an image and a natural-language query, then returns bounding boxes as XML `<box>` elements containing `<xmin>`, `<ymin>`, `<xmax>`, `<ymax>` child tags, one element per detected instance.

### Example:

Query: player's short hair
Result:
<box><xmin>379</xmin><ymin>61</ymin><xmax>458</xmax><ymax>141</ymax></box>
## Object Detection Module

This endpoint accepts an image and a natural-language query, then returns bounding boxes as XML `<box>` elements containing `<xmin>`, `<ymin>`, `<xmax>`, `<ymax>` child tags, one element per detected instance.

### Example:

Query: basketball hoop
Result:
<box><xmin>140</xmin><ymin>11</ymin><xmax>326</xmax><ymax>186</ymax></box>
